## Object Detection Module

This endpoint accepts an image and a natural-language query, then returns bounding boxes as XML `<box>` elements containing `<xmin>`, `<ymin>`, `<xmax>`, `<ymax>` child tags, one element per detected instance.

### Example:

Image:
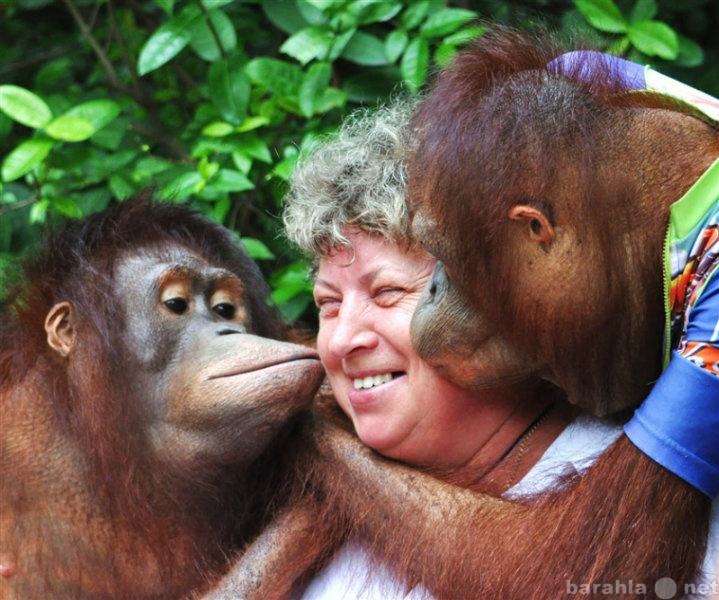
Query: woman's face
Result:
<box><xmin>314</xmin><ymin>229</ymin><xmax>521</xmax><ymax>467</ymax></box>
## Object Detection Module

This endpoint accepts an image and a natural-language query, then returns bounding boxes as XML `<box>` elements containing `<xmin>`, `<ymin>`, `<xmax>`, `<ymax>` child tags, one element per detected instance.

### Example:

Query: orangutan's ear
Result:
<box><xmin>45</xmin><ymin>302</ymin><xmax>76</xmax><ymax>357</ymax></box>
<box><xmin>508</xmin><ymin>204</ymin><xmax>555</xmax><ymax>247</ymax></box>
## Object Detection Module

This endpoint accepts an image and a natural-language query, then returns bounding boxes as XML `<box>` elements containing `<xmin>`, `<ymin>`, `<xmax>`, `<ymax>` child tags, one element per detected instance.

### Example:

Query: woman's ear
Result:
<box><xmin>508</xmin><ymin>205</ymin><xmax>555</xmax><ymax>247</ymax></box>
<box><xmin>45</xmin><ymin>302</ymin><xmax>76</xmax><ymax>357</ymax></box>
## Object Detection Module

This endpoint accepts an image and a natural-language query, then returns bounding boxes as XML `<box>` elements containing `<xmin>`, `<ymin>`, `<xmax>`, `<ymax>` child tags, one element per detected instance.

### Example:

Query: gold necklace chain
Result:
<box><xmin>504</xmin><ymin>406</ymin><xmax>552</xmax><ymax>492</ymax></box>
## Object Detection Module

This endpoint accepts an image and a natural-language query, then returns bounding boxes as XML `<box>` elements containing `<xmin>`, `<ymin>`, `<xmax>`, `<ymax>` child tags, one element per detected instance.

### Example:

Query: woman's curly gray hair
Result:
<box><xmin>283</xmin><ymin>96</ymin><xmax>418</xmax><ymax>259</ymax></box>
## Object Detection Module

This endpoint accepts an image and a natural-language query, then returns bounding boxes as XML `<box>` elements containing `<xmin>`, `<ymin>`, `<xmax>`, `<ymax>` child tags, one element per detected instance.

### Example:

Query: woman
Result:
<box><xmin>282</xmin><ymin>98</ymin><xmax>630</xmax><ymax>599</ymax></box>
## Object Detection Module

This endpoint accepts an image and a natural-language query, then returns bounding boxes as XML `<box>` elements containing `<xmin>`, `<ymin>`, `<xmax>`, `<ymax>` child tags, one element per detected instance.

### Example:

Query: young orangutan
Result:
<box><xmin>0</xmin><ymin>198</ymin><xmax>329</xmax><ymax>599</ymax></box>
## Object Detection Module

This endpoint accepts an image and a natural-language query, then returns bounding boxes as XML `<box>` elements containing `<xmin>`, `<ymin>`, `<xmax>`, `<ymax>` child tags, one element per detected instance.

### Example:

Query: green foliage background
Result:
<box><xmin>1</xmin><ymin>0</ymin><xmax>716</xmax><ymax>327</ymax></box>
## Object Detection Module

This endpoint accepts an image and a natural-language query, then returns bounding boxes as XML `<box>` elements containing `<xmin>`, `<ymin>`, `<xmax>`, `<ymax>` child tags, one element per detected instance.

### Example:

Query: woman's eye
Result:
<box><xmin>316</xmin><ymin>297</ymin><xmax>340</xmax><ymax>317</ymax></box>
<box><xmin>375</xmin><ymin>287</ymin><xmax>404</xmax><ymax>301</ymax></box>
<box><xmin>213</xmin><ymin>303</ymin><xmax>236</xmax><ymax>320</ymax></box>
<box><xmin>163</xmin><ymin>297</ymin><xmax>188</xmax><ymax>315</ymax></box>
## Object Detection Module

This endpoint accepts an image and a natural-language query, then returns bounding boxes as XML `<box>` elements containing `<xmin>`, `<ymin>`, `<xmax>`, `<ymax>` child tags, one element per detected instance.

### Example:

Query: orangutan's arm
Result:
<box><xmin>200</xmin><ymin>498</ymin><xmax>334</xmax><ymax>600</ymax></box>
<box><xmin>308</xmin><ymin>416</ymin><xmax>710</xmax><ymax>600</ymax></box>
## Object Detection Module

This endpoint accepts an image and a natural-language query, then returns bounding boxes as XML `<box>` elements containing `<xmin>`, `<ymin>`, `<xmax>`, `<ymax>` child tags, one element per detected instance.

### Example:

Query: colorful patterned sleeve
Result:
<box><xmin>678</xmin><ymin>258</ymin><xmax>719</xmax><ymax>375</ymax></box>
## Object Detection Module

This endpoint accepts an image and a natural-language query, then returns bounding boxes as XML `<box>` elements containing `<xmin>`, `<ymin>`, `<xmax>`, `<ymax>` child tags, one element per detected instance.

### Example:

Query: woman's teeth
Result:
<box><xmin>353</xmin><ymin>373</ymin><xmax>393</xmax><ymax>390</ymax></box>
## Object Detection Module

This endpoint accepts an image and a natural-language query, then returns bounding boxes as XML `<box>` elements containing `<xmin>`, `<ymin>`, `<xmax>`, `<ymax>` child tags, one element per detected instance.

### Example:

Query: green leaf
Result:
<box><xmin>401</xmin><ymin>1</ymin><xmax>430</xmax><ymax>30</ymax></box>
<box><xmin>62</xmin><ymin>100</ymin><xmax>121</xmax><ymax>132</ymax></box>
<box><xmin>0</xmin><ymin>186</ymin><xmax>16</xmax><ymax>205</ymax></box>
<box><xmin>385</xmin><ymin>29</ymin><xmax>408</xmax><ymax>63</ymax></box>
<box><xmin>270</xmin><ymin>261</ymin><xmax>313</xmax><ymax>303</ymax></box>
<box><xmin>34</xmin><ymin>57</ymin><xmax>73</xmax><ymax>90</ymax></box>
<box><xmin>347</xmin><ymin>1</ymin><xmax>402</xmax><ymax>25</ymax></box>
<box><xmin>245</xmin><ymin>58</ymin><xmax>303</xmax><ymax>98</ymax></box>
<box><xmin>208</xmin><ymin>56</ymin><xmax>251</xmax><ymax>125</ymax></box>
<box><xmin>189</xmin><ymin>8</ymin><xmax>237</xmax><ymax>62</ymax></box>
<box><xmin>30</xmin><ymin>199</ymin><xmax>50</xmax><ymax>224</ymax></box>
<box><xmin>137</xmin><ymin>5</ymin><xmax>202</xmax><ymax>75</ymax></box>
<box><xmin>201</xmin><ymin>0</ymin><xmax>235</xmax><ymax>9</ymax></box>
<box><xmin>211</xmin><ymin>168</ymin><xmax>254</xmax><ymax>192</ymax></box>
<box><xmin>434</xmin><ymin>43</ymin><xmax>458</xmax><ymax>68</ymax></box>
<box><xmin>232</xmin><ymin>151</ymin><xmax>252</xmax><ymax>174</ymax></box>
<box><xmin>673</xmin><ymin>35</ymin><xmax>704</xmax><ymax>68</ymax></box>
<box><xmin>198</xmin><ymin>156</ymin><xmax>220</xmax><ymax>181</ymax></box>
<box><xmin>202</xmin><ymin>121</ymin><xmax>235</xmax><ymax>137</ymax></box>
<box><xmin>606</xmin><ymin>37</ymin><xmax>631</xmax><ymax>56</ymax></box>
<box><xmin>0</xmin><ymin>112</ymin><xmax>12</xmax><ymax>139</ymax></box>
<box><xmin>327</xmin><ymin>28</ymin><xmax>357</xmax><ymax>62</ymax></box>
<box><xmin>574</xmin><ymin>0</ymin><xmax>627</xmax><ymax>33</ymax></box>
<box><xmin>280</xmin><ymin>25</ymin><xmax>334</xmax><ymax>65</ymax></box>
<box><xmin>73</xmin><ymin>188</ymin><xmax>112</xmax><ymax>216</ymax></box>
<box><xmin>1</xmin><ymin>138</ymin><xmax>54</xmax><ymax>182</ymax></box>
<box><xmin>300</xmin><ymin>61</ymin><xmax>332</xmax><ymax>117</ymax></box>
<box><xmin>212</xmin><ymin>196</ymin><xmax>231</xmax><ymax>223</ymax></box>
<box><xmin>191</xmin><ymin>137</ymin><xmax>234</xmax><ymax>160</ymax></box>
<box><xmin>628</xmin><ymin>0</ymin><xmax>657</xmax><ymax>23</ymax></box>
<box><xmin>241</xmin><ymin>237</ymin><xmax>275</xmax><ymax>260</ymax></box>
<box><xmin>341</xmin><ymin>31</ymin><xmax>388</xmax><ymax>66</ymax></box>
<box><xmin>262</xmin><ymin>0</ymin><xmax>308</xmax><ymax>35</ymax></box>
<box><xmin>0</xmin><ymin>85</ymin><xmax>52</xmax><ymax>129</ymax></box>
<box><xmin>272</xmin><ymin>155</ymin><xmax>297</xmax><ymax>181</ymax></box>
<box><xmin>51</xmin><ymin>197</ymin><xmax>82</xmax><ymax>218</ymax></box>
<box><xmin>236</xmin><ymin>136</ymin><xmax>273</xmax><ymax>164</ymax></box>
<box><xmin>401</xmin><ymin>37</ymin><xmax>429</xmax><ymax>93</ymax></box>
<box><xmin>315</xmin><ymin>87</ymin><xmax>347</xmax><ymax>114</ymax></box>
<box><xmin>100</xmin><ymin>152</ymin><xmax>133</xmax><ymax>182</ymax></box>
<box><xmin>236</xmin><ymin>116</ymin><xmax>271</xmax><ymax>133</ymax></box>
<box><xmin>109</xmin><ymin>174</ymin><xmax>136</xmax><ymax>201</ymax></box>
<box><xmin>91</xmin><ymin>117</ymin><xmax>130</xmax><ymax>151</ymax></box>
<box><xmin>45</xmin><ymin>116</ymin><xmax>95</xmax><ymax>142</ymax></box>
<box><xmin>159</xmin><ymin>171</ymin><xmax>204</xmax><ymax>200</ymax></box>
<box><xmin>296</xmin><ymin>0</ymin><xmax>327</xmax><ymax>25</ymax></box>
<box><xmin>133</xmin><ymin>156</ymin><xmax>175</xmax><ymax>181</ymax></box>
<box><xmin>419</xmin><ymin>8</ymin><xmax>476</xmax><ymax>39</ymax></box>
<box><xmin>156</xmin><ymin>0</ymin><xmax>175</xmax><ymax>15</ymax></box>
<box><xmin>443</xmin><ymin>25</ymin><xmax>486</xmax><ymax>46</ymax></box>
<box><xmin>627</xmin><ymin>21</ymin><xmax>679</xmax><ymax>59</ymax></box>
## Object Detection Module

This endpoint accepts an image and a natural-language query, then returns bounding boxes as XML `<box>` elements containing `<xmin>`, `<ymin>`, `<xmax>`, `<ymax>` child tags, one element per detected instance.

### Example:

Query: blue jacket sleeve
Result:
<box><xmin>624</xmin><ymin>272</ymin><xmax>719</xmax><ymax>498</ymax></box>
<box><xmin>624</xmin><ymin>353</ymin><xmax>719</xmax><ymax>497</ymax></box>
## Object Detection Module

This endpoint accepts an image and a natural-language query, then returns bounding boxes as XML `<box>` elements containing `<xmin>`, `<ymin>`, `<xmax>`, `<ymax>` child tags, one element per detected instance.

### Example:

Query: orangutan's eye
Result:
<box><xmin>213</xmin><ymin>302</ymin><xmax>236</xmax><ymax>320</ymax></box>
<box><xmin>163</xmin><ymin>298</ymin><xmax>189</xmax><ymax>315</ymax></box>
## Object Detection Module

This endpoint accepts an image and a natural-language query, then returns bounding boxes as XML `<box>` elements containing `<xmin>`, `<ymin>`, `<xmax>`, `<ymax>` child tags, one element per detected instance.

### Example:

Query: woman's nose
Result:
<box><xmin>326</xmin><ymin>304</ymin><xmax>378</xmax><ymax>358</ymax></box>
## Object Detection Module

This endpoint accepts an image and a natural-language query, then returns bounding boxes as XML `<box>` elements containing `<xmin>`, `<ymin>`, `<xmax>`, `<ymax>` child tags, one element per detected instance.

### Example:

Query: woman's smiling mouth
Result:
<box><xmin>353</xmin><ymin>372</ymin><xmax>402</xmax><ymax>390</ymax></box>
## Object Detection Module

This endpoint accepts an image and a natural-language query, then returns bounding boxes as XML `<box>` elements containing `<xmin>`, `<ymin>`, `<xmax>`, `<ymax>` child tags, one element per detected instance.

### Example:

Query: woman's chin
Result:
<box><xmin>354</xmin><ymin>425</ymin><xmax>401</xmax><ymax>456</ymax></box>
<box><xmin>354</xmin><ymin>426</ymin><xmax>419</xmax><ymax>464</ymax></box>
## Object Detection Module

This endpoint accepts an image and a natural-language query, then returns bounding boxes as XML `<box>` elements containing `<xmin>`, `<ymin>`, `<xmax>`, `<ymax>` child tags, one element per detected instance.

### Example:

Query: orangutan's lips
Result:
<box><xmin>207</xmin><ymin>355</ymin><xmax>320</xmax><ymax>380</ymax></box>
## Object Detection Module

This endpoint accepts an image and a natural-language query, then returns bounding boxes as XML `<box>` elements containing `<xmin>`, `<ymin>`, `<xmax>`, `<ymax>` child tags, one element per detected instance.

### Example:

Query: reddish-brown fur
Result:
<box><xmin>0</xmin><ymin>198</ymin><xmax>330</xmax><ymax>599</ymax></box>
